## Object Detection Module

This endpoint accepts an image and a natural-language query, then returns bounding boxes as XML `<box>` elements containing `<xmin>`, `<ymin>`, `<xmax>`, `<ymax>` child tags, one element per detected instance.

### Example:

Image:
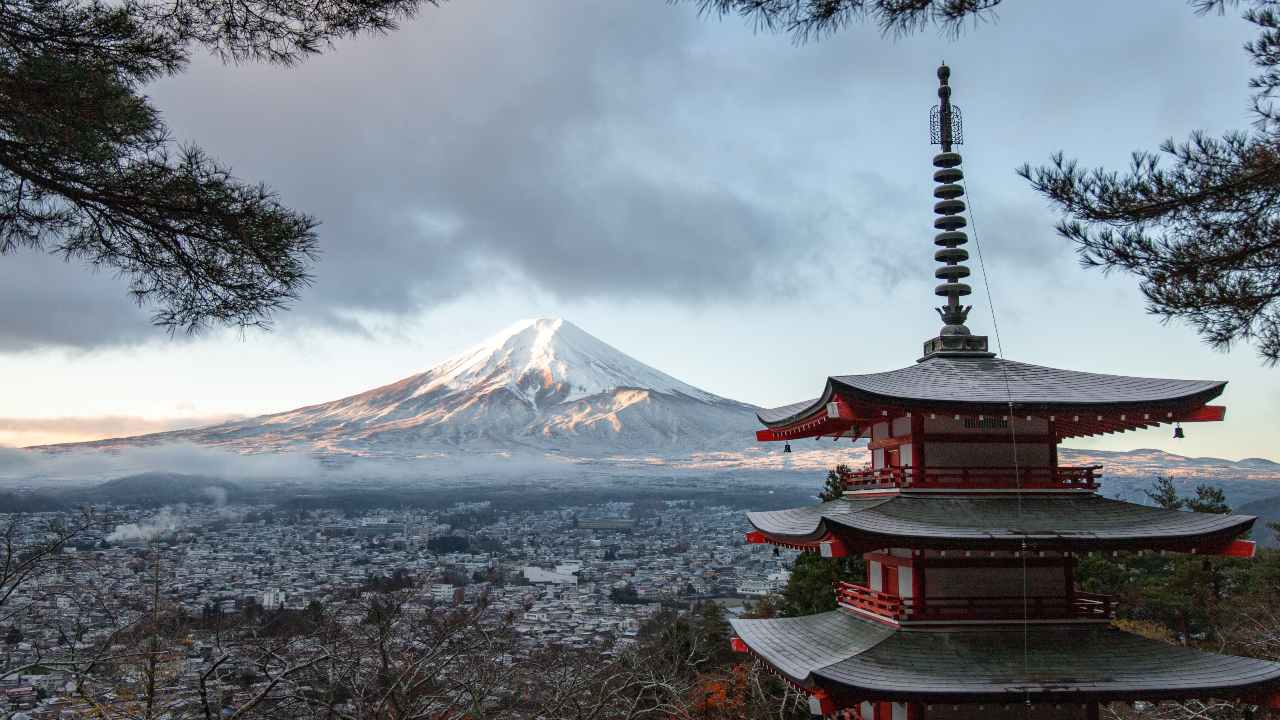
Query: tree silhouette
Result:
<box><xmin>818</xmin><ymin>464</ymin><xmax>853</xmax><ymax>502</ymax></box>
<box><xmin>1</xmin><ymin>0</ymin><xmax>438</xmax><ymax>334</ymax></box>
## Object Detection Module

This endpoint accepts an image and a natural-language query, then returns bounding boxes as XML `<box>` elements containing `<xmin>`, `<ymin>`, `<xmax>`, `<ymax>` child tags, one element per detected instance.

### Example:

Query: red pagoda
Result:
<box><xmin>728</xmin><ymin>65</ymin><xmax>1280</xmax><ymax>720</ymax></box>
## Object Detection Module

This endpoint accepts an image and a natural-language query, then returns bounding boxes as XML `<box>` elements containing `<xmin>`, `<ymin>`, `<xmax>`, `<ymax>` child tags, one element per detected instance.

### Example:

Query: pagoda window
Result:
<box><xmin>866</xmin><ymin>550</ymin><xmax>915</xmax><ymax>599</ymax></box>
<box><xmin>924</xmin><ymin>563</ymin><xmax>1066</xmax><ymax>598</ymax></box>
<box><xmin>896</xmin><ymin>564</ymin><xmax>914</xmax><ymax>598</ymax></box>
<box><xmin>924</xmin><ymin>441</ymin><xmax>1051</xmax><ymax>468</ymax></box>
<box><xmin>883</xmin><ymin>564</ymin><xmax>900</xmax><ymax>598</ymax></box>
<box><xmin>922</xmin><ymin>414</ymin><xmax>1048</xmax><ymax>435</ymax></box>
<box><xmin>871</xmin><ymin>421</ymin><xmax>891</xmax><ymax>440</ymax></box>
<box><xmin>886</xmin><ymin>445</ymin><xmax>904</xmax><ymax>468</ymax></box>
<box><xmin>890</xmin><ymin>416</ymin><xmax>912</xmax><ymax>437</ymax></box>
<box><xmin>899</xmin><ymin>443</ymin><xmax>913</xmax><ymax>467</ymax></box>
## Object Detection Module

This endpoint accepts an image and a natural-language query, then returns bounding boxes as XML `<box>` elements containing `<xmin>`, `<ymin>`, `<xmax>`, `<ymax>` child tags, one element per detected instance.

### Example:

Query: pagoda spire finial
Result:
<box><xmin>921</xmin><ymin>63</ymin><xmax>993</xmax><ymax>361</ymax></box>
<box><xmin>935</xmin><ymin>62</ymin><xmax>956</xmax><ymax>152</ymax></box>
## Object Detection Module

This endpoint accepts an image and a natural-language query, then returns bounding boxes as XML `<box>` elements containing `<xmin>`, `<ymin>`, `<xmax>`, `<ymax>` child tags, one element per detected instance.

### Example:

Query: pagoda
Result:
<box><xmin>728</xmin><ymin>65</ymin><xmax>1280</xmax><ymax>720</ymax></box>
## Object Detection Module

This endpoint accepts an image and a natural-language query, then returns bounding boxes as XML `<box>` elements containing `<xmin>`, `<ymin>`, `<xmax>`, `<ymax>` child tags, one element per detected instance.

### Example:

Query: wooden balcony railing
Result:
<box><xmin>834</xmin><ymin>582</ymin><xmax>902</xmax><ymax>618</ymax></box>
<box><xmin>843</xmin><ymin>465</ymin><xmax>1102</xmax><ymax>491</ymax></box>
<box><xmin>835</xmin><ymin>582</ymin><xmax>1115</xmax><ymax>622</ymax></box>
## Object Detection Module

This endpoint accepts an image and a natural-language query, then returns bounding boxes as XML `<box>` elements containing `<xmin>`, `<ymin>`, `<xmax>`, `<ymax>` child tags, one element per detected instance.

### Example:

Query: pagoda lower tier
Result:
<box><xmin>733</xmin><ymin>491</ymin><xmax>1275</xmax><ymax>716</ymax></box>
<box><xmin>730</xmin><ymin>611</ymin><xmax>1280</xmax><ymax>711</ymax></box>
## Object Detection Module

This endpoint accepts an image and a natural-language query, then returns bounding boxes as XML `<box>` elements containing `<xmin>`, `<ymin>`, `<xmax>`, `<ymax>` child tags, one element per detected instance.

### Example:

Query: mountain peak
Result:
<box><xmin>429</xmin><ymin>318</ymin><xmax>716</xmax><ymax>408</ymax></box>
<box><xmin>481</xmin><ymin>317</ymin><xmax>583</xmax><ymax>358</ymax></box>
<box><xmin>492</xmin><ymin>316</ymin><xmax>571</xmax><ymax>337</ymax></box>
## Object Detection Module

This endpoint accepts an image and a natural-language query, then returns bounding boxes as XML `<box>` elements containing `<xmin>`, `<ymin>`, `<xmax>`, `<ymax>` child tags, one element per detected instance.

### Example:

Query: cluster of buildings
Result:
<box><xmin>1</xmin><ymin>496</ymin><xmax>794</xmax><ymax>716</ymax></box>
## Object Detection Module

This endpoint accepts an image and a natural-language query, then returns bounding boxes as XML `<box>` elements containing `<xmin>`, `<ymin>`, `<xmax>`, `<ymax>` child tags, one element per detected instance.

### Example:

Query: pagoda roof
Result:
<box><xmin>747</xmin><ymin>494</ymin><xmax>1254</xmax><ymax>553</ymax></box>
<box><xmin>758</xmin><ymin>355</ymin><xmax>1224</xmax><ymax>427</ymax></box>
<box><xmin>731</xmin><ymin>610</ymin><xmax>1280</xmax><ymax>703</ymax></box>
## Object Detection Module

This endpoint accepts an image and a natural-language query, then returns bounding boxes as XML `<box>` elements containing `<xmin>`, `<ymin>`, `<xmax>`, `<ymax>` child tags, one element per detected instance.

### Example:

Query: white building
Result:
<box><xmin>523</xmin><ymin>567</ymin><xmax>578</xmax><ymax>585</ymax></box>
<box><xmin>429</xmin><ymin>583</ymin><xmax>460</xmax><ymax>604</ymax></box>
<box><xmin>736</xmin><ymin>579</ymin><xmax>773</xmax><ymax>597</ymax></box>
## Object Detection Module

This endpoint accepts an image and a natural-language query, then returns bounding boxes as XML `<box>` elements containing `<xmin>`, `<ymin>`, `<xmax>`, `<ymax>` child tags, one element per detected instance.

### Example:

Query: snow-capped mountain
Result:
<box><xmin>70</xmin><ymin>319</ymin><xmax>762</xmax><ymax>458</ymax></box>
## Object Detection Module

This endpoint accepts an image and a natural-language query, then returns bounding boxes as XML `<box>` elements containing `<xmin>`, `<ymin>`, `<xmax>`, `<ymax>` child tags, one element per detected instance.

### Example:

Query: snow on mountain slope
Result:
<box><xmin>403</xmin><ymin>318</ymin><xmax>721</xmax><ymax>409</ymax></box>
<box><xmin>62</xmin><ymin>319</ymin><xmax>762</xmax><ymax>458</ymax></box>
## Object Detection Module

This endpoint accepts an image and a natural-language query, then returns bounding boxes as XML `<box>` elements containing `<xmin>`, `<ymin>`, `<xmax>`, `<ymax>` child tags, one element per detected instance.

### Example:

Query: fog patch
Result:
<box><xmin>0</xmin><ymin>442</ymin><xmax>325</xmax><ymax>487</ymax></box>
<box><xmin>106</xmin><ymin>507</ymin><xmax>182</xmax><ymax>543</ymax></box>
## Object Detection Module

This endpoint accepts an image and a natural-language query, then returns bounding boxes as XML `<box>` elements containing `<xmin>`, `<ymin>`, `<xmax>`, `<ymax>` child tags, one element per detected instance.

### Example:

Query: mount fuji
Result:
<box><xmin>59</xmin><ymin>319</ymin><xmax>765</xmax><ymax>461</ymax></box>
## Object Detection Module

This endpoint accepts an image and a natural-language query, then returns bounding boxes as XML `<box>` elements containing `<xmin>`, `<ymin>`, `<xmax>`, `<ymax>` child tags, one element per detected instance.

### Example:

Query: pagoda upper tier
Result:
<box><xmin>757</xmin><ymin>355</ymin><xmax>1226</xmax><ymax>443</ymax></box>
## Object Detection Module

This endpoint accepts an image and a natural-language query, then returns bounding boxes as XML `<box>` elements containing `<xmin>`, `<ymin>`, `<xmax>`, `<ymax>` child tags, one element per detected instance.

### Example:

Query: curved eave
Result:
<box><xmin>757</xmin><ymin>380</ymin><xmax>847</xmax><ymax>432</ymax></box>
<box><xmin>755</xmin><ymin>357</ymin><xmax>1228</xmax><ymax>437</ymax></box>
<box><xmin>746</xmin><ymin>495</ymin><xmax>1256</xmax><ymax>553</ymax></box>
<box><xmin>831</xmin><ymin>378</ymin><xmax>1225</xmax><ymax>418</ymax></box>
<box><xmin>757</xmin><ymin>395</ymin><xmax>831</xmax><ymax>426</ymax></box>
<box><xmin>729</xmin><ymin>611</ymin><xmax>895</xmax><ymax>686</ymax></box>
<box><xmin>732</xmin><ymin>611</ymin><xmax>1280</xmax><ymax>704</ymax></box>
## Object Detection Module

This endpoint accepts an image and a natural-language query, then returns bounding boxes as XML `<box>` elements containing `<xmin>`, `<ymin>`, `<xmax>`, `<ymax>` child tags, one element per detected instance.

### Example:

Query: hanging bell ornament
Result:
<box><xmin>1173</xmin><ymin>423</ymin><xmax>1185</xmax><ymax>439</ymax></box>
<box><xmin>783</xmin><ymin>443</ymin><xmax>792</xmax><ymax>454</ymax></box>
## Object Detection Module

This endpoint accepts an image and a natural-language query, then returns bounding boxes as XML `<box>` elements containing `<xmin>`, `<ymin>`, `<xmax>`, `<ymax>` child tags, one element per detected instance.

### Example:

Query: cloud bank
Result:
<box><xmin>0</xmin><ymin>415</ymin><xmax>245</xmax><ymax>448</ymax></box>
<box><xmin>6</xmin><ymin>0</ymin><xmax>1239</xmax><ymax>351</ymax></box>
<box><xmin>0</xmin><ymin>443</ymin><xmax>326</xmax><ymax>486</ymax></box>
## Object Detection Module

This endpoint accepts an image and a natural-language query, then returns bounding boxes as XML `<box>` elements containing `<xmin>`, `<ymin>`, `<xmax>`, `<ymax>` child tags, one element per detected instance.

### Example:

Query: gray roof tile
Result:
<box><xmin>731</xmin><ymin>611</ymin><xmax>1280</xmax><ymax>702</ymax></box>
<box><xmin>746</xmin><ymin>495</ymin><xmax>1254</xmax><ymax>551</ymax></box>
<box><xmin>759</xmin><ymin>356</ymin><xmax>1225</xmax><ymax>427</ymax></box>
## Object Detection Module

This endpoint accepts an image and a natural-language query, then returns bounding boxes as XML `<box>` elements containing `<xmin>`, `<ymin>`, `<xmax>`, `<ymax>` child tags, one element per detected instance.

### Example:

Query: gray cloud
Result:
<box><xmin>0</xmin><ymin>252</ymin><xmax>158</xmax><ymax>350</ymax></box>
<box><xmin>0</xmin><ymin>0</ymin><xmax>1260</xmax><ymax>349</ymax></box>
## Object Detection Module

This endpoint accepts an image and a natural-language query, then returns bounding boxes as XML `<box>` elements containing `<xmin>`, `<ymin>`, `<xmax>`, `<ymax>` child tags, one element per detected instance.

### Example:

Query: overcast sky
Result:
<box><xmin>2</xmin><ymin>1</ymin><xmax>1277</xmax><ymax>459</ymax></box>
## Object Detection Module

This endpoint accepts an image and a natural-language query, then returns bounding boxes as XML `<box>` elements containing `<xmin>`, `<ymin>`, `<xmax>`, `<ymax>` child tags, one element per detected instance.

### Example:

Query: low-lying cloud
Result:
<box><xmin>0</xmin><ymin>442</ymin><xmax>326</xmax><ymax>487</ymax></box>
<box><xmin>0</xmin><ymin>437</ymin><xmax>832</xmax><ymax>489</ymax></box>
<box><xmin>0</xmin><ymin>415</ymin><xmax>244</xmax><ymax>448</ymax></box>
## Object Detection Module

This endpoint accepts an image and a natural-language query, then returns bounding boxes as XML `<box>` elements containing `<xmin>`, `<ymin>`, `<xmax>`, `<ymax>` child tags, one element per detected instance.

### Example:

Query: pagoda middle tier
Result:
<box><xmin>744</xmin><ymin>493</ymin><xmax>1256</xmax><ymax>556</ymax></box>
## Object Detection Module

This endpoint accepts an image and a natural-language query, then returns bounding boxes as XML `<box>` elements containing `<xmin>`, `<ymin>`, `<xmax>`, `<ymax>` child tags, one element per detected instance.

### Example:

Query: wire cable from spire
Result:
<box><xmin>938</xmin><ymin>62</ymin><xmax>1031</xmax><ymax>698</ymax></box>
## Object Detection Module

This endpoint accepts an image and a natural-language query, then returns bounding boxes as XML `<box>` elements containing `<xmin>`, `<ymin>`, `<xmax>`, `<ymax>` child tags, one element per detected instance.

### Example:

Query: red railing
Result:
<box><xmin>843</xmin><ymin>465</ymin><xmax>1102</xmax><ymax>491</ymax></box>
<box><xmin>834</xmin><ymin>582</ymin><xmax>903</xmax><ymax>617</ymax></box>
<box><xmin>835</xmin><ymin>582</ymin><xmax>1114</xmax><ymax>622</ymax></box>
